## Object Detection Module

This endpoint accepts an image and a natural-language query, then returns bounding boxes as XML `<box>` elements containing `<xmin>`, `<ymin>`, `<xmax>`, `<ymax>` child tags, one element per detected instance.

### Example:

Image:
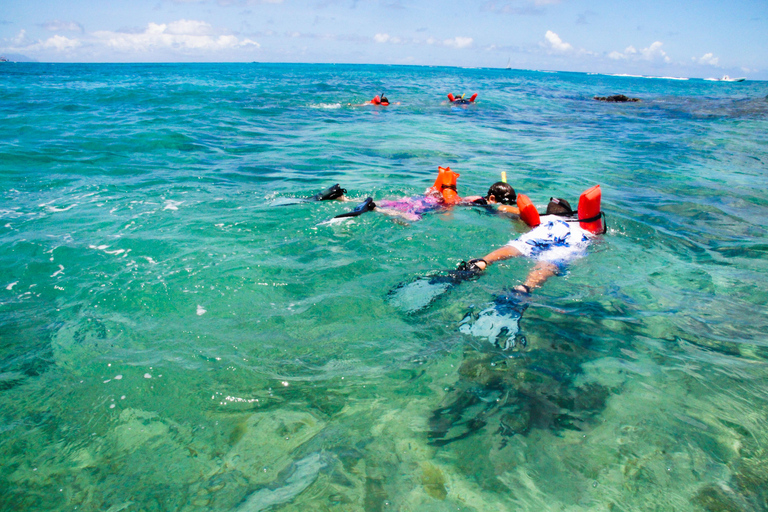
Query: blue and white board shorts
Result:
<box><xmin>506</xmin><ymin>218</ymin><xmax>592</xmax><ymax>268</ymax></box>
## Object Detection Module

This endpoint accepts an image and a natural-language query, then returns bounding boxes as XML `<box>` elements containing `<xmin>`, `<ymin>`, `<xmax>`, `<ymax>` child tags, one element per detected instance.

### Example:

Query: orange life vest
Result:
<box><xmin>517</xmin><ymin>194</ymin><xmax>540</xmax><ymax>227</ymax></box>
<box><xmin>577</xmin><ymin>185</ymin><xmax>604</xmax><ymax>234</ymax></box>
<box><xmin>430</xmin><ymin>166</ymin><xmax>461</xmax><ymax>204</ymax></box>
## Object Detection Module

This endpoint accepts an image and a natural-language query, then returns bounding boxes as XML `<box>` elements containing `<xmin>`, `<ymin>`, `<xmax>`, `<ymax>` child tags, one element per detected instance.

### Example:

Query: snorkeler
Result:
<box><xmin>336</xmin><ymin>166</ymin><xmax>499</xmax><ymax>221</ymax></box>
<box><xmin>349</xmin><ymin>94</ymin><xmax>399</xmax><ymax>107</ymax></box>
<box><xmin>455</xmin><ymin>191</ymin><xmax>605</xmax><ymax>349</ymax></box>
<box><xmin>460</xmin><ymin>190</ymin><xmax>605</xmax><ymax>294</ymax></box>
<box><xmin>462</xmin><ymin>181</ymin><xmax>519</xmax><ymax>215</ymax></box>
<box><xmin>303</xmin><ymin>167</ymin><xmax>523</xmax><ymax>223</ymax></box>
<box><xmin>447</xmin><ymin>93</ymin><xmax>478</xmax><ymax>105</ymax></box>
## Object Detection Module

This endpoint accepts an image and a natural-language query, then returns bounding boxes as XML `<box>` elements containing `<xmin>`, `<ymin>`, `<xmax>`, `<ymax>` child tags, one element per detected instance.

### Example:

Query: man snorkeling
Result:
<box><xmin>460</xmin><ymin>197</ymin><xmax>596</xmax><ymax>294</ymax></box>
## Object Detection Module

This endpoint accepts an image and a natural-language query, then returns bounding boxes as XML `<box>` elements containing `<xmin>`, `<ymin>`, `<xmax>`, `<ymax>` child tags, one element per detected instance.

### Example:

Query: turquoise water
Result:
<box><xmin>2</xmin><ymin>63</ymin><xmax>768</xmax><ymax>511</ymax></box>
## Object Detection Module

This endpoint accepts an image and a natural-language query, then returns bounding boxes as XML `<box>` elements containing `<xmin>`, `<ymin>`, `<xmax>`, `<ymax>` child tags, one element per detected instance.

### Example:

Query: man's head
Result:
<box><xmin>546</xmin><ymin>197</ymin><xmax>573</xmax><ymax>215</ymax></box>
<box><xmin>486</xmin><ymin>182</ymin><xmax>516</xmax><ymax>205</ymax></box>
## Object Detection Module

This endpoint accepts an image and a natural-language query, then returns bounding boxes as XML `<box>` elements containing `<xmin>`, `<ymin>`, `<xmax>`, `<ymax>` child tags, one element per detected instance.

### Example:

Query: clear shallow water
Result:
<box><xmin>1</xmin><ymin>63</ymin><xmax>768</xmax><ymax>511</ymax></box>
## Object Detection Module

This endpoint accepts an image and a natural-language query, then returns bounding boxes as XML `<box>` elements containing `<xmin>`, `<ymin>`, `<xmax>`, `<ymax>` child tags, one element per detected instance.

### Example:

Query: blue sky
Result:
<box><xmin>2</xmin><ymin>0</ymin><xmax>766</xmax><ymax>79</ymax></box>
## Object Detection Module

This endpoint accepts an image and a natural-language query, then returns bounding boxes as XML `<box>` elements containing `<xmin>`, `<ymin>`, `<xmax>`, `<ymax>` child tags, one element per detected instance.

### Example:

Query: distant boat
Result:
<box><xmin>706</xmin><ymin>75</ymin><xmax>746</xmax><ymax>82</ymax></box>
<box><xmin>505</xmin><ymin>58</ymin><xmax>511</xmax><ymax>70</ymax></box>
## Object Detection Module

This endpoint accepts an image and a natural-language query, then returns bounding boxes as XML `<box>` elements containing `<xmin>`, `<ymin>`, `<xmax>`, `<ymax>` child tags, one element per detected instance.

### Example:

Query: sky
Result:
<box><xmin>1</xmin><ymin>0</ymin><xmax>766</xmax><ymax>79</ymax></box>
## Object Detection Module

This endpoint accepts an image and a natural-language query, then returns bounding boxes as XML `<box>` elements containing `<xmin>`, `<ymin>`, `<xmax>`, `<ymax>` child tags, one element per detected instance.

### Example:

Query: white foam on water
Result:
<box><xmin>163</xmin><ymin>200</ymin><xmax>183</xmax><ymax>211</ymax></box>
<box><xmin>46</xmin><ymin>204</ymin><xmax>78</xmax><ymax>212</ymax></box>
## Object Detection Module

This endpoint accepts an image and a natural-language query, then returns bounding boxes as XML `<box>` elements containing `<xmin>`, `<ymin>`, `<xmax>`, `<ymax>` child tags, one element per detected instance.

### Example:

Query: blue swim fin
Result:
<box><xmin>459</xmin><ymin>293</ymin><xmax>529</xmax><ymax>350</ymax></box>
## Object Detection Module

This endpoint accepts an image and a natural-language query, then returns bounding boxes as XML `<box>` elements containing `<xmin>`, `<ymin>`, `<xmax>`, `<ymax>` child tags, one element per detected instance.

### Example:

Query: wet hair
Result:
<box><xmin>546</xmin><ymin>197</ymin><xmax>574</xmax><ymax>215</ymax></box>
<box><xmin>486</xmin><ymin>182</ymin><xmax>516</xmax><ymax>205</ymax></box>
<box><xmin>380</xmin><ymin>96</ymin><xmax>388</xmax><ymax>103</ymax></box>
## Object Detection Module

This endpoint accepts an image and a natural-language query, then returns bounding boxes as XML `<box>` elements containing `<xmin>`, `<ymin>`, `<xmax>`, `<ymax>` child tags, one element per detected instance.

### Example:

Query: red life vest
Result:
<box><xmin>517</xmin><ymin>194</ymin><xmax>540</xmax><ymax>227</ymax></box>
<box><xmin>577</xmin><ymin>185</ymin><xmax>604</xmax><ymax>234</ymax></box>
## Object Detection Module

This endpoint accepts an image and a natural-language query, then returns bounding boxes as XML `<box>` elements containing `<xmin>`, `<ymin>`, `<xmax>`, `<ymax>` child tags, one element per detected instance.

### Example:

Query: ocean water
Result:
<box><xmin>1</xmin><ymin>63</ymin><xmax>768</xmax><ymax>511</ymax></box>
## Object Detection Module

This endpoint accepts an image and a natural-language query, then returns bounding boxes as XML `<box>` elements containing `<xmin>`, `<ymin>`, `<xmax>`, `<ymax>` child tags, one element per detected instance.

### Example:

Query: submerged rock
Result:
<box><xmin>236</xmin><ymin>452</ymin><xmax>330</xmax><ymax>512</ymax></box>
<box><xmin>594</xmin><ymin>94</ymin><xmax>640</xmax><ymax>102</ymax></box>
<box><xmin>221</xmin><ymin>410</ymin><xmax>326</xmax><ymax>483</ymax></box>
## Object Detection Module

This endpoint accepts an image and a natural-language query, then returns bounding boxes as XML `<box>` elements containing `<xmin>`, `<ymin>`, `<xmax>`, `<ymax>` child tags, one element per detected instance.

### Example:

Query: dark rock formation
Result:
<box><xmin>593</xmin><ymin>94</ymin><xmax>640</xmax><ymax>102</ymax></box>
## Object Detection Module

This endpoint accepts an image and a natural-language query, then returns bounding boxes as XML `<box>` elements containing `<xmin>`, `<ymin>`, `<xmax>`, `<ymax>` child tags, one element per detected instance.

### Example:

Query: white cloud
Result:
<box><xmin>92</xmin><ymin>20</ymin><xmax>259</xmax><ymax>52</ymax></box>
<box><xmin>40</xmin><ymin>20</ymin><xmax>84</xmax><ymax>33</ymax></box>
<box><xmin>2</xmin><ymin>30</ymin><xmax>81</xmax><ymax>53</ymax></box>
<box><xmin>544</xmin><ymin>30</ymin><xmax>573</xmax><ymax>53</ymax></box>
<box><xmin>166</xmin><ymin>19</ymin><xmax>214</xmax><ymax>36</ymax></box>
<box><xmin>698</xmin><ymin>52</ymin><xmax>719</xmax><ymax>66</ymax></box>
<box><xmin>374</xmin><ymin>33</ymin><xmax>469</xmax><ymax>48</ymax></box>
<box><xmin>1</xmin><ymin>19</ymin><xmax>259</xmax><ymax>58</ymax></box>
<box><xmin>12</xmin><ymin>29</ymin><xmax>28</xmax><ymax>46</ymax></box>
<box><xmin>609</xmin><ymin>41</ymin><xmax>669</xmax><ymax>63</ymax></box>
<box><xmin>640</xmin><ymin>41</ymin><xmax>669</xmax><ymax>62</ymax></box>
<box><xmin>42</xmin><ymin>35</ymin><xmax>81</xmax><ymax>50</ymax></box>
<box><xmin>444</xmin><ymin>36</ymin><xmax>473</xmax><ymax>49</ymax></box>
<box><xmin>373</xmin><ymin>33</ymin><xmax>404</xmax><ymax>44</ymax></box>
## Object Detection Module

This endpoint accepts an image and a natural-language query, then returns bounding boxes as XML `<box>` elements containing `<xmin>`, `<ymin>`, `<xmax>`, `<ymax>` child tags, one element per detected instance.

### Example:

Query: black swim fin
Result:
<box><xmin>388</xmin><ymin>264</ymin><xmax>483</xmax><ymax>314</ymax></box>
<box><xmin>334</xmin><ymin>197</ymin><xmax>376</xmax><ymax>218</ymax></box>
<box><xmin>311</xmin><ymin>184</ymin><xmax>347</xmax><ymax>201</ymax></box>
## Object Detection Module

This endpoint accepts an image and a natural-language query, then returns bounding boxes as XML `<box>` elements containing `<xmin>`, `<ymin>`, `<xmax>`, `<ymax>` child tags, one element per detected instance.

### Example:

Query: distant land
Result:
<box><xmin>0</xmin><ymin>54</ymin><xmax>37</xmax><ymax>62</ymax></box>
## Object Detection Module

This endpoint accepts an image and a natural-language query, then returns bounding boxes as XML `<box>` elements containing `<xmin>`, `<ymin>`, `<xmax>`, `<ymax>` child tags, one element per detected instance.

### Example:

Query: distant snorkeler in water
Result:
<box><xmin>447</xmin><ymin>93</ymin><xmax>478</xmax><ymax>105</ymax></box>
<box><xmin>348</xmin><ymin>94</ymin><xmax>400</xmax><ymax>107</ymax></box>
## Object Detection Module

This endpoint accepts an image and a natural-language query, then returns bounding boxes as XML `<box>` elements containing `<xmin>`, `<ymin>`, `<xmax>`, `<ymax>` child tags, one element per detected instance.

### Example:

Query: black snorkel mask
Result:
<box><xmin>547</xmin><ymin>197</ymin><xmax>575</xmax><ymax>216</ymax></box>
